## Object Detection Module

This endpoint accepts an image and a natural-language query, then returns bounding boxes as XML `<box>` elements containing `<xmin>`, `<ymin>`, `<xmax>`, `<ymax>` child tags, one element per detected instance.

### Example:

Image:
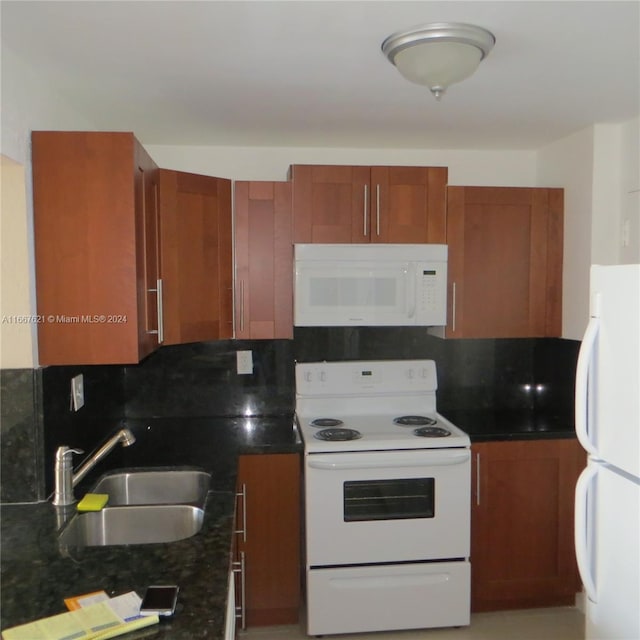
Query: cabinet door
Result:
<box><xmin>446</xmin><ymin>186</ymin><xmax>563</xmax><ymax>338</ymax></box>
<box><xmin>234</xmin><ymin>182</ymin><xmax>293</xmax><ymax>339</ymax></box>
<box><xmin>291</xmin><ymin>164</ymin><xmax>448</xmax><ymax>244</ymax></box>
<box><xmin>291</xmin><ymin>165</ymin><xmax>370</xmax><ymax>243</ymax></box>
<box><xmin>370</xmin><ymin>166</ymin><xmax>447</xmax><ymax>243</ymax></box>
<box><xmin>158</xmin><ymin>169</ymin><xmax>233</xmax><ymax>344</ymax></box>
<box><xmin>471</xmin><ymin>439</ymin><xmax>584</xmax><ymax>612</ymax></box>
<box><xmin>135</xmin><ymin>142</ymin><xmax>162</xmax><ymax>358</ymax></box>
<box><xmin>237</xmin><ymin>454</ymin><xmax>300</xmax><ymax>627</ymax></box>
<box><xmin>32</xmin><ymin>131</ymin><xmax>159</xmax><ymax>365</ymax></box>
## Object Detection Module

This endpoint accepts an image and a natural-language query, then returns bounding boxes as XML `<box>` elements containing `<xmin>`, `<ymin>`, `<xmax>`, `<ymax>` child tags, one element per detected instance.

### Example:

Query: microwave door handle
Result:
<box><xmin>406</xmin><ymin>265</ymin><xmax>417</xmax><ymax>318</ymax></box>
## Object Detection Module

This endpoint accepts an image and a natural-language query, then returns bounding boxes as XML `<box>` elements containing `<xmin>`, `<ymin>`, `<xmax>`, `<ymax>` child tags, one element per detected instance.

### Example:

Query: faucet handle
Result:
<box><xmin>56</xmin><ymin>444</ymin><xmax>84</xmax><ymax>458</ymax></box>
<box><xmin>55</xmin><ymin>446</ymin><xmax>84</xmax><ymax>461</ymax></box>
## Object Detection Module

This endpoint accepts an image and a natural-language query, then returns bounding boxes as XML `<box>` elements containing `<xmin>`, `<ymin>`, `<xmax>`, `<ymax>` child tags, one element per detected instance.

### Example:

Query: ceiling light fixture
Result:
<box><xmin>382</xmin><ymin>22</ymin><xmax>495</xmax><ymax>101</ymax></box>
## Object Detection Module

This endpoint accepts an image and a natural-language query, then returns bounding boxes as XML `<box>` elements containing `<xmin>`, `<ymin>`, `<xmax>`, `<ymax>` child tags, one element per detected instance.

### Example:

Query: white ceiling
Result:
<box><xmin>2</xmin><ymin>0</ymin><xmax>639</xmax><ymax>150</ymax></box>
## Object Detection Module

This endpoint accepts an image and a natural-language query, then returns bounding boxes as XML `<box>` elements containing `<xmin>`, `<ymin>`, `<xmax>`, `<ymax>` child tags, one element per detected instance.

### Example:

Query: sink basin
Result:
<box><xmin>59</xmin><ymin>505</ymin><xmax>205</xmax><ymax>546</ymax></box>
<box><xmin>91</xmin><ymin>468</ymin><xmax>210</xmax><ymax>507</ymax></box>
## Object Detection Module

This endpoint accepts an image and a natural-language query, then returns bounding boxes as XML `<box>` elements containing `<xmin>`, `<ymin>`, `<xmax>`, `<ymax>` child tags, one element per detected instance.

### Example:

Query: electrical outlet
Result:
<box><xmin>236</xmin><ymin>350</ymin><xmax>253</xmax><ymax>375</ymax></box>
<box><xmin>71</xmin><ymin>374</ymin><xmax>84</xmax><ymax>411</ymax></box>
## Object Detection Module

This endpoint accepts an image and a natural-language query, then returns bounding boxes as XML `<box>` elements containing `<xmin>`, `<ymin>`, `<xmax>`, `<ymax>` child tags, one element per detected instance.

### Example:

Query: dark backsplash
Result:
<box><xmin>1</xmin><ymin>332</ymin><xmax>579</xmax><ymax>502</ymax></box>
<box><xmin>0</xmin><ymin>369</ymin><xmax>44</xmax><ymax>502</ymax></box>
<box><xmin>294</xmin><ymin>328</ymin><xmax>579</xmax><ymax>415</ymax></box>
<box><xmin>124</xmin><ymin>340</ymin><xmax>295</xmax><ymax>418</ymax></box>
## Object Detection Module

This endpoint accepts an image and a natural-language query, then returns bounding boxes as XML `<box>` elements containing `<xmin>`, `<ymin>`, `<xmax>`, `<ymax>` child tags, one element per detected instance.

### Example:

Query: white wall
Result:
<box><xmin>1</xmin><ymin>156</ymin><xmax>34</xmax><ymax>367</ymax></box>
<box><xmin>1</xmin><ymin>47</ymin><xmax>97</xmax><ymax>165</ymax></box>
<box><xmin>620</xmin><ymin>116</ymin><xmax>640</xmax><ymax>265</ymax></box>
<box><xmin>591</xmin><ymin>124</ymin><xmax>624</xmax><ymax>265</ymax></box>
<box><xmin>536</xmin><ymin>126</ymin><xmax>595</xmax><ymax>340</ymax></box>
<box><xmin>146</xmin><ymin>144</ymin><xmax>537</xmax><ymax>187</ymax></box>
<box><xmin>536</xmin><ymin>117</ymin><xmax>640</xmax><ymax>340</ymax></box>
<box><xmin>0</xmin><ymin>46</ymin><xmax>97</xmax><ymax>366</ymax></box>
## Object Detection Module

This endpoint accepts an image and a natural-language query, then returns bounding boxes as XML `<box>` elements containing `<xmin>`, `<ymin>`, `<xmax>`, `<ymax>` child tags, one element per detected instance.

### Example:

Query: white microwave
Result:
<box><xmin>294</xmin><ymin>244</ymin><xmax>447</xmax><ymax>327</ymax></box>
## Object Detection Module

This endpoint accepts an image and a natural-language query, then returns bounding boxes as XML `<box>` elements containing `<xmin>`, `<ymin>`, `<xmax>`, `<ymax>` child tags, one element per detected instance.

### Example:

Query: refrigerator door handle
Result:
<box><xmin>575</xmin><ymin>463</ymin><xmax>598</xmax><ymax>603</ymax></box>
<box><xmin>575</xmin><ymin>315</ymin><xmax>600</xmax><ymax>456</ymax></box>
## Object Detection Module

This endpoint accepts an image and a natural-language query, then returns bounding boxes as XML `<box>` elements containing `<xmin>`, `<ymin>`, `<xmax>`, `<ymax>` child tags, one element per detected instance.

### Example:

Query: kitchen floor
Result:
<box><xmin>239</xmin><ymin>607</ymin><xmax>584</xmax><ymax>640</ymax></box>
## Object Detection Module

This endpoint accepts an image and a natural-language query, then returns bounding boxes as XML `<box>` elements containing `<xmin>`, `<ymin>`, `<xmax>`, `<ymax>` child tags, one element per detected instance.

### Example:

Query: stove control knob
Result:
<box><xmin>319</xmin><ymin>371</ymin><xmax>327</xmax><ymax>382</ymax></box>
<box><xmin>406</xmin><ymin>368</ymin><xmax>415</xmax><ymax>379</ymax></box>
<box><xmin>304</xmin><ymin>372</ymin><xmax>313</xmax><ymax>382</ymax></box>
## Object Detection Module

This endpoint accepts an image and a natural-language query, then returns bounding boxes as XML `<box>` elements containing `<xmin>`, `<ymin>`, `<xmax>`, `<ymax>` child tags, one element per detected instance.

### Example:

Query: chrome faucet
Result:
<box><xmin>52</xmin><ymin>428</ymin><xmax>136</xmax><ymax>506</ymax></box>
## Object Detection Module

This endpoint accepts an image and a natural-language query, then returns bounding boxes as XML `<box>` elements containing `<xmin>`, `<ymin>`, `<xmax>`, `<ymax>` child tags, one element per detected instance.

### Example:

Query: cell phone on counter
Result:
<box><xmin>139</xmin><ymin>585</ymin><xmax>179</xmax><ymax>617</ymax></box>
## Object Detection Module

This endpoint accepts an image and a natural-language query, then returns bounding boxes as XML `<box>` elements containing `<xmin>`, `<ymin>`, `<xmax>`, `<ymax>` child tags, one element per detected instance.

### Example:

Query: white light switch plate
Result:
<box><xmin>71</xmin><ymin>374</ymin><xmax>84</xmax><ymax>411</ymax></box>
<box><xmin>236</xmin><ymin>350</ymin><xmax>253</xmax><ymax>375</ymax></box>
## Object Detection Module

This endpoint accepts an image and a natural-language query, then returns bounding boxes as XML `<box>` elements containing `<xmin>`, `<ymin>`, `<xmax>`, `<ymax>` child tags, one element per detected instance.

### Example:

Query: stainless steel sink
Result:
<box><xmin>58</xmin><ymin>505</ymin><xmax>205</xmax><ymax>546</ymax></box>
<box><xmin>91</xmin><ymin>468</ymin><xmax>210</xmax><ymax>507</ymax></box>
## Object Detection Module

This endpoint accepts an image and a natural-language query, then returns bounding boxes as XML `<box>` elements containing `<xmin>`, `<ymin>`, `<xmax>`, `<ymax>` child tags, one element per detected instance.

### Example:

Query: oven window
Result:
<box><xmin>343</xmin><ymin>478</ymin><xmax>435</xmax><ymax>522</ymax></box>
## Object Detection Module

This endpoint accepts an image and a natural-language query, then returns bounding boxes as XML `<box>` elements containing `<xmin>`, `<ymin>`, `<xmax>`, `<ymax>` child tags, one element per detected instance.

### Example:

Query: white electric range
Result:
<box><xmin>295</xmin><ymin>359</ymin><xmax>471</xmax><ymax>637</ymax></box>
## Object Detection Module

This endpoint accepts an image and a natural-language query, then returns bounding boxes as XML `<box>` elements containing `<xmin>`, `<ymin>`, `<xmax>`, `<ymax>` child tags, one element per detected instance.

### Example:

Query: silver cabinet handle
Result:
<box><xmin>146</xmin><ymin>278</ymin><xmax>164</xmax><ymax>343</ymax></box>
<box><xmin>452</xmin><ymin>281</ymin><xmax>457</xmax><ymax>333</ymax></box>
<box><xmin>363</xmin><ymin>184</ymin><xmax>369</xmax><ymax>237</ymax></box>
<box><xmin>232</xmin><ymin>551</ymin><xmax>246</xmax><ymax>630</ymax></box>
<box><xmin>476</xmin><ymin>452</ymin><xmax>481</xmax><ymax>506</ymax></box>
<box><xmin>376</xmin><ymin>183</ymin><xmax>381</xmax><ymax>236</ymax></box>
<box><xmin>235</xmin><ymin>483</ymin><xmax>247</xmax><ymax>543</ymax></box>
<box><xmin>239</xmin><ymin>280</ymin><xmax>245</xmax><ymax>333</ymax></box>
<box><xmin>156</xmin><ymin>278</ymin><xmax>164</xmax><ymax>343</ymax></box>
<box><xmin>239</xmin><ymin>551</ymin><xmax>246</xmax><ymax>629</ymax></box>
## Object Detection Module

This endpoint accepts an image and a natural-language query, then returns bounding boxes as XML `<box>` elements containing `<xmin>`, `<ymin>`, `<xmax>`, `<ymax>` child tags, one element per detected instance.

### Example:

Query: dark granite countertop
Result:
<box><xmin>439</xmin><ymin>408</ymin><xmax>576</xmax><ymax>442</ymax></box>
<box><xmin>1</xmin><ymin>416</ymin><xmax>302</xmax><ymax>639</ymax></box>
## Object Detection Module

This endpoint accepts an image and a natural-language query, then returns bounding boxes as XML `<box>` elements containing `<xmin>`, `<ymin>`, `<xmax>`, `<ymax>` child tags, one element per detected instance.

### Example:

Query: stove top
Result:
<box><xmin>296</xmin><ymin>410</ymin><xmax>469</xmax><ymax>451</ymax></box>
<box><xmin>295</xmin><ymin>360</ymin><xmax>470</xmax><ymax>453</ymax></box>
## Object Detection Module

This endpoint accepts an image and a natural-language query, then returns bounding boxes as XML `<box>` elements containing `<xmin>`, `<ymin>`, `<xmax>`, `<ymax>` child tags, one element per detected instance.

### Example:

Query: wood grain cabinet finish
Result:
<box><xmin>235</xmin><ymin>454</ymin><xmax>301</xmax><ymax>627</ymax></box>
<box><xmin>158</xmin><ymin>169</ymin><xmax>233</xmax><ymax>344</ymax></box>
<box><xmin>32</xmin><ymin>131</ymin><xmax>162</xmax><ymax>365</ymax></box>
<box><xmin>234</xmin><ymin>182</ymin><xmax>293</xmax><ymax>339</ymax></box>
<box><xmin>290</xmin><ymin>165</ymin><xmax>448</xmax><ymax>244</ymax></box>
<box><xmin>446</xmin><ymin>186</ymin><xmax>564</xmax><ymax>338</ymax></box>
<box><xmin>470</xmin><ymin>439</ymin><xmax>585</xmax><ymax>612</ymax></box>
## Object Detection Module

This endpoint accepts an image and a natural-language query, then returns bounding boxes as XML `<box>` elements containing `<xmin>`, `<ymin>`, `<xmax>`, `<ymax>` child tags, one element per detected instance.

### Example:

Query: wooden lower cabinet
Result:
<box><xmin>235</xmin><ymin>453</ymin><xmax>301</xmax><ymax>627</ymax></box>
<box><xmin>471</xmin><ymin>439</ymin><xmax>585</xmax><ymax>611</ymax></box>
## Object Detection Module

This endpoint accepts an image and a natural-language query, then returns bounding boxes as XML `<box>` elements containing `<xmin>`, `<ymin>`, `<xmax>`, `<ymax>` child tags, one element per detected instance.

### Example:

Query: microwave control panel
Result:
<box><xmin>416</xmin><ymin>263</ymin><xmax>447</xmax><ymax>325</ymax></box>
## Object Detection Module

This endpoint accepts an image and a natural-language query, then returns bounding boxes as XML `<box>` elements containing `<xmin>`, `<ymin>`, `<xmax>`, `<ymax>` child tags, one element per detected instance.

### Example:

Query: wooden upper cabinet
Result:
<box><xmin>234</xmin><ymin>181</ymin><xmax>293</xmax><ymax>339</ymax></box>
<box><xmin>158</xmin><ymin>169</ymin><xmax>233</xmax><ymax>345</ymax></box>
<box><xmin>32</xmin><ymin>131</ymin><xmax>162</xmax><ymax>365</ymax></box>
<box><xmin>290</xmin><ymin>165</ymin><xmax>448</xmax><ymax>244</ymax></box>
<box><xmin>446</xmin><ymin>186</ymin><xmax>563</xmax><ymax>338</ymax></box>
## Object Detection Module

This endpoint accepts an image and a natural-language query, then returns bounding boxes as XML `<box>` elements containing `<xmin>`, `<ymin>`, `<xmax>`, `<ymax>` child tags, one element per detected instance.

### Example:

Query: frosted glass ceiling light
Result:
<box><xmin>382</xmin><ymin>22</ymin><xmax>495</xmax><ymax>100</ymax></box>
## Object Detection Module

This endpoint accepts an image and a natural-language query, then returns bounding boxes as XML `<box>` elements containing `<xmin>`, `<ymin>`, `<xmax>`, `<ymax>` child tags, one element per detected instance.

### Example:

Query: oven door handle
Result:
<box><xmin>307</xmin><ymin>450</ymin><xmax>470</xmax><ymax>470</ymax></box>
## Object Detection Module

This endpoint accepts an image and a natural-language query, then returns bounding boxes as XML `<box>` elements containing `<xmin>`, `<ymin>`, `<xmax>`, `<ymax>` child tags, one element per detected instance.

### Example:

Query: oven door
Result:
<box><xmin>305</xmin><ymin>448</ymin><xmax>470</xmax><ymax>566</ymax></box>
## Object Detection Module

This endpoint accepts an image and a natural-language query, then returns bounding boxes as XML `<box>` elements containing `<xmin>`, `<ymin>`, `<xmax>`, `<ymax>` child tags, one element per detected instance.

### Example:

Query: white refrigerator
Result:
<box><xmin>574</xmin><ymin>264</ymin><xmax>640</xmax><ymax>640</ymax></box>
